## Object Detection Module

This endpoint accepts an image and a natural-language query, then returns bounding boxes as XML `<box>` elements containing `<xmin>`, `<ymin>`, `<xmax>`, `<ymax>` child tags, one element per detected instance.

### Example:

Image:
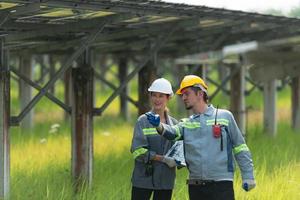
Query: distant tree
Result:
<box><xmin>263</xmin><ymin>8</ymin><xmax>284</xmax><ymax>16</ymax></box>
<box><xmin>288</xmin><ymin>6</ymin><xmax>300</xmax><ymax>18</ymax></box>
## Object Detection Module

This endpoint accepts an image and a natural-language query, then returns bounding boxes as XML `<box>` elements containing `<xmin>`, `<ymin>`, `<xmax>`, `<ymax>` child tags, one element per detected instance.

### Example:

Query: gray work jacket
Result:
<box><xmin>162</xmin><ymin>104</ymin><xmax>254</xmax><ymax>181</ymax></box>
<box><xmin>130</xmin><ymin>112</ymin><xmax>178</xmax><ymax>189</ymax></box>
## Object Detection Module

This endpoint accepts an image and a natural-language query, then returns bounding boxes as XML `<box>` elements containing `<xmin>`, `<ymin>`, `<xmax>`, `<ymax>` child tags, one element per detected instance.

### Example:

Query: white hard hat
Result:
<box><xmin>148</xmin><ymin>78</ymin><xmax>173</xmax><ymax>96</ymax></box>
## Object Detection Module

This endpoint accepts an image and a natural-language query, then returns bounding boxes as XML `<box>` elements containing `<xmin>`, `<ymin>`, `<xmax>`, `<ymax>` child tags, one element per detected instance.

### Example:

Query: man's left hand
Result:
<box><xmin>242</xmin><ymin>179</ymin><xmax>256</xmax><ymax>191</ymax></box>
<box><xmin>145</xmin><ymin>112</ymin><xmax>160</xmax><ymax>127</ymax></box>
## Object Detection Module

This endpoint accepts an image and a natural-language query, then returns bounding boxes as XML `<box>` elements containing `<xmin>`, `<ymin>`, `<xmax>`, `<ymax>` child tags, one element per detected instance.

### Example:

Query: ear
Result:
<box><xmin>196</xmin><ymin>90</ymin><xmax>203</xmax><ymax>97</ymax></box>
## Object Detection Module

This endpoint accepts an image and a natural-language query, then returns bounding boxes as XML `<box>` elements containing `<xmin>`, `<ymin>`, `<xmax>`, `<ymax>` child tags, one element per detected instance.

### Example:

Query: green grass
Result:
<box><xmin>8</xmin><ymin>70</ymin><xmax>300</xmax><ymax>199</ymax></box>
<box><xmin>10</xmin><ymin>115</ymin><xmax>300</xmax><ymax>200</ymax></box>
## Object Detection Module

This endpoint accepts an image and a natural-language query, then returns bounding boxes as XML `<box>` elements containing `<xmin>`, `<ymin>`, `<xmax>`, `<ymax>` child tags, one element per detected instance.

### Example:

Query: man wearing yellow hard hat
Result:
<box><xmin>146</xmin><ymin>75</ymin><xmax>256</xmax><ymax>200</ymax></box>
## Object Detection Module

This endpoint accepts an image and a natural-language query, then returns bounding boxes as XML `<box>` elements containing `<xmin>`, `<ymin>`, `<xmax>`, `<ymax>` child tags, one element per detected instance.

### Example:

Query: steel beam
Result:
<box><xmin>230</xmin><ymin>62</ymin><xmax>246</xmax><ymax>135</ymax></box>
<box><xmin>0</xmin><ymin>3</ymin><xmax>40</xmax><ymax>28</ymax></box>
<box><xmin>11</xmin><ymin>20</ymin><xmax>107</xmax><ymax>124</ymax></box>
<box><xmin>93</xmin><ymin>24</ymin><xmax>178</xmax><ymax>115</ymax></box>
<box><xmin>210</xmin><ymin>64</ymin><xmax>240</xmax><ymax>101</ymax></box>
<box><xmin>94</xmin><ymin>71</ymin><xmax>138</xmax><ymax>107</ymax></box>
<box><xmin>71</xmin><ymin>58</ymin><xmax>94</xmax><ymax>189</ymax></box>
<box><xmin>263</xmin><ymin>80</ymin><xmax>277</xmax><ymax>136</ymax></box>
<box><xmin>19</xmin><ymin>52</ymin><xmax>33</xmax><ymax>130</ymax></box>
<box><xmin>6</xmin><ymin>18</ymin><xmax>298</xmax><ymax>56</ymax></box>
<box><xmin>118</xmin><ymin>57</ymin><xmax>129</xmax><ymax>120</ymax></box>
<box><xmin>49</xmin><ymin>55</ymin><xmax>56</xmax><ymax>95</ymax></box>
<box><xmin>5</xmin><ymin>13</ymin><xmax>133</xmax><ymax>42</ymax></box>
<box><xmin>245</xmin><ymin>76</ymin><xmax>263</xmax><ymax>91</ymax></box>
<box><xmin>4</xmin><ymin>0</ymin><xmax>300</xmax><ymax>25</ymax></box>
<box><xmin>206</xmin><ymin>77</ymin><xmax>230</xmax><ymax>95</ymax></box>
<box><xmin>291</xmin><ymin>76</ymin><xmax>300</xmax><ymax>130</ymax></box>
<box><xmin>0</xmin><ymin>38</ymin><xmax>10</xmax><ymax>200</ymax></box>
<box><xmin>247</xmin><ymin>51</ymin><xmax>300</xmax><ymax>82</ymax></box>
<box><xmin>138</xmin><ymin>51</ymin><xmax>157</xmax><ymax>116</ymax></box>
<box><xmin>10</xmin><ymin>68</ymin><xmax>71</xmax><ymax>114</ymax></box>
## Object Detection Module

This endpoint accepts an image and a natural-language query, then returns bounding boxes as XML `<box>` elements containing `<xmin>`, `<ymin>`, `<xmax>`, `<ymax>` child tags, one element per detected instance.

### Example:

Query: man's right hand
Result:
<box><xmin>145</xmin><ymin>112</ymin><xmax>160</xmax><ymax>127</ymax></box>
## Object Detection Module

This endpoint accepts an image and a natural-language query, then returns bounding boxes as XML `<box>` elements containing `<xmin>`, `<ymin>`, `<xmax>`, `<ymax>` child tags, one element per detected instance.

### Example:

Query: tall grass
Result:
<box><xmin>9</xmin><ymin>70</ymin><xmax>300</xmax><ymax>199</ymax></box>
<box><xmin>10</xmin><ymin>116</ymin><xmax>300</xmax><ymax>200</ymax></box>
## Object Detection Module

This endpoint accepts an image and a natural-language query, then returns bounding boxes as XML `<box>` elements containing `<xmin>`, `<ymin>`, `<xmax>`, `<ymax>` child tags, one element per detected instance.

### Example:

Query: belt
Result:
<box><xmin>186</xmin><ymin>179</ymin><xmax>215</xmax><ymax>185</ymax></box>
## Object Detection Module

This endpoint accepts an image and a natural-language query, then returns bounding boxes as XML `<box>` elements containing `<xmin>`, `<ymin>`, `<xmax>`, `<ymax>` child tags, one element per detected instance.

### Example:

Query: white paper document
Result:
<box><xmin>165</xmin><ymin>141</ymin><xmax>186</xmax><ymax>167</ymax></box>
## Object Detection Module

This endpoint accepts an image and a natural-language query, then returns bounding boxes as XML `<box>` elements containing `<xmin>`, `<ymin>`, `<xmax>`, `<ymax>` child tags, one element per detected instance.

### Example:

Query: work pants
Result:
<box><xmin>188</xmin><ymin>181</ymin><xmax>234</xmax><ymax>200</ymax></box>
<box><xmin>131</xmin><ymin>186</ymin><xmax>172</xmax><ymax>200</ymax></box>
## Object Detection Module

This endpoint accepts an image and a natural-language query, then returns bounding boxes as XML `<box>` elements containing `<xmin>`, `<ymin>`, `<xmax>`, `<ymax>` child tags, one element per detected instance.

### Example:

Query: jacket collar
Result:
<box><xmin>191</xmin><ymin>104</ymin><xmax>215</xmax><ymax>119</ymax></box>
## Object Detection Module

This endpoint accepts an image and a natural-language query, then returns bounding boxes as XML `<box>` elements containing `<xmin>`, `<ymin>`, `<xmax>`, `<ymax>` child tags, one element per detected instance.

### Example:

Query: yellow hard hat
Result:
<box><xmin>176</xmin><ymin>75</ymin><xmax>208</xmax><ymax>95</ymax></box>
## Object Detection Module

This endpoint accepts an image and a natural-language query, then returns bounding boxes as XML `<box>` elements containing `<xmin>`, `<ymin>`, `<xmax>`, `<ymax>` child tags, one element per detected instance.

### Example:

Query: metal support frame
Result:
<box><xmin>173</xmin><ymin>64</ymin><xmax>186</xmax><ymax>114</ymax></box>
<box><xmin>263</xmin><ymin>80</ymin><xmax>277</xmax><ymax>136</ymax></box>
<box><xmin>94</xmin><ymin>71</ymin><xmax>138</xmax><ymax>107</ymax></box>
<box><xmin>245</xmin><ymin>76</ymin><xmax>263</xmax><ymax>91</ymax></box>
<box><xmin>244</xmin><ymin>76</ymin><xmax>288</xmax><ymax>97</ymax></box>
<box><xmin>5</xmin><ymin>0</ymin><xmax>300</xmax><ymax>26</ymax></box>
<box><xmin>138</xmin><ymin>50</ymin><xmax>157</xmax><ymax>116</ymax></box>
<box><xmin>0</xmin><ymin>38</ymin><xmax>10</xmax><ymax>200</ymax></box>
<box><xmin>10</xmin><ymin>20</ymin><xmax>107</xmax><ymax>125</ymax></box>
<box><xmin>210</xmin><ymin>65</ymin><xmax>241</xmax><ymax>101</ymax></box>
<box><xmin>35</xmin><ymin>55</ymin><xmax>50</xmax><ymax>85</ymax></box>
<box><xmin>64</xmin><ymin>74</ymin><xmax>72</xmax><ymax>121</ymax></box>
<box><xmin>244</xmin><ymin>85</ymin><xmax>257</xmax><ymax>96</ymax></box>
<box><xmin>230</xmin><ymin>62</ymin><xmax>246</xmax><ymax>134</ymax></box>
<box><xmin>210</xmin><ymin>33</ymin><xmax>230</xmax><ymax>51</ymax></box>
<box><xmin>18</xmin><ymin>52</ymin><xmax>33</xmax><ymax>129</ymax></box>
<box><xmin>0</xmin><ymin>3</ymin><xmax>40</xmax><ymax>28</ymax></box>
<box><xmin>291</xmin><ymin>76</ymin><xmax>300</xmax><ymax>130</ymax></box>
<box><xmin>118</xmin><ymin>56</ymin><xmax>129</xmax><ymax>120</ymax></box>
<box><xmin>5</xmin><ymin>13</ymin><xmax>134</xmax><ymax>42</ymax></box>
<box><xmin>49</xmin><ymin>55</ymin><xmax>56</xmax><ymax>95</ymax></box>
<box><xmin>93</xmin><ymin>25</ymin><xmax>178</xmax><ymax>116</ymax></box>
<box><xmin>206</xmin><ymin>77</ymin><xmax>230</xmax><ymax>95</ymax></box>
<box><xmin>173</xmin><ymin>64</ymin><xmax>206</xmax><ymax>91</ymax></box>
<box><xmin>71</xmin><ymin>50</ymin><xmax>94</xmax><ymax>189</ymax></box>
<box><xmin>0</xmin><ymin>12</ymin><xmax>10</xmax><ymax>28</ymax></box>
<box><xmin>10</xmin><ymin>68</ymin><xmax>71</xmax><ymax>114</ymax></box>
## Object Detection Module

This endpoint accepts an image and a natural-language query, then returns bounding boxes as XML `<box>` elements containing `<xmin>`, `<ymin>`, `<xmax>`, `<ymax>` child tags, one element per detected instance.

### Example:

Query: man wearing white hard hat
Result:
<box><xmin>130</xmin><ymin>78</ymin><xmax>182</xmax><ymax>200</ymax></box>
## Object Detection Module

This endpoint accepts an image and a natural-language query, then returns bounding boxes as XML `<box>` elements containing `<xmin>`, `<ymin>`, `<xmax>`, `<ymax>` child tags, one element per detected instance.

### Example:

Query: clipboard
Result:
<box><xmin>165</xmin><ymin>141</ymin><xmax>186</xmax><ymax>167</ymax></box>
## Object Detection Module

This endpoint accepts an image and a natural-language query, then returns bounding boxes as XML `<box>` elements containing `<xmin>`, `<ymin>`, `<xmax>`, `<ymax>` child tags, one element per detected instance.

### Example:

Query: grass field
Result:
<box><xmin>10</xmin><ymin>116</ymin><xmax>300</xmax><ymax>200</ymax></box>
<box><xmin>8</xmin><ymin>74</ymin><xmax>300</xmax><ymax>199</ymax></box>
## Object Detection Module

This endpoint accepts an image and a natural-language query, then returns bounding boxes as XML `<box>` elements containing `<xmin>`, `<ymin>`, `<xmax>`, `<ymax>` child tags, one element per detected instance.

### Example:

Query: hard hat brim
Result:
<box><xmin>176</xmin><ymin>85</ymin><xmax>207</xmax><ymax>95</ymax></box>
<box><xmin>176</xmin><ymin>88</ymin><xmax>183</xmax><ymax>95</ymax></box>
<box><xmin>148</xmin><ymin>89</ymin><xmax>173</xmax><ymax>96</ymax></box>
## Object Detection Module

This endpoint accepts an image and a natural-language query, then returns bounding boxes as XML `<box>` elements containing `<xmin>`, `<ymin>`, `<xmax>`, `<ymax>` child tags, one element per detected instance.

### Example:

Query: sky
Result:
<box><xmin>163</xmin><ymin>0</ymin><xmax>300</xmax><ymax>14</ymax></box>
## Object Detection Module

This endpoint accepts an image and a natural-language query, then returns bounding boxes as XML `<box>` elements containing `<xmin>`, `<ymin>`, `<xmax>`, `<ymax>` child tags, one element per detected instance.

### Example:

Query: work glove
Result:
<box><xmin>162</xmin><ymin>156</ymin><xmax>179</xmax><ymax>168</ymax></box>
<box><xmin>145</xmin><ymin>112</ymin><xmax>160</xmax><ymax>127</ymax></box>
<box><xmin>242</xmin><ymin>179</ymin><xmax>256</xmax><ymax>192</ymax></box>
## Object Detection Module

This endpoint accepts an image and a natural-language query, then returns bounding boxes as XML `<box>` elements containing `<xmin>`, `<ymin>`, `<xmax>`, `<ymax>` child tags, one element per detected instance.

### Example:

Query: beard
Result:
<box><xmin>186</xmin><ymin>106</ymin><xmax>192</xmax><ymax>110</ymax></box>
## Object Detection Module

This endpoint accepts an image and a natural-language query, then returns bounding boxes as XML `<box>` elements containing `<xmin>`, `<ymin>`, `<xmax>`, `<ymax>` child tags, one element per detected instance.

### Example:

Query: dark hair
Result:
<box><xmin>190</xmin><ymin>87</ymin><xmax>209</xmax><ymax>103</ymax></box>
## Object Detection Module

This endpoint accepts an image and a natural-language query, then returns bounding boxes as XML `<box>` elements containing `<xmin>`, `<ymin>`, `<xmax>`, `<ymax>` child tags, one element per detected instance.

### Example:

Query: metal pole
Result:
<box><xmin>71</xmin><ymin>50</ymin><xmax>94</xmax><ymax>190</ymax></box>
<box><xmin>0</xmin><ymin>38</ymin><xmax>10</xmax><ymax>199</ymax></box>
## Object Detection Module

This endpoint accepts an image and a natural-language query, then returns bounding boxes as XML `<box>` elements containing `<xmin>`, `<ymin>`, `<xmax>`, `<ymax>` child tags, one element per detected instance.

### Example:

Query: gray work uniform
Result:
<box><xmin>130</xmin><ymin>112</ymin><xmax>178</xmax><ymax>189</ymax></box>
<box><xmin>161</xmin><ymin>104</ymin><xmax>254</xmax><ymax>181</ymax></box>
